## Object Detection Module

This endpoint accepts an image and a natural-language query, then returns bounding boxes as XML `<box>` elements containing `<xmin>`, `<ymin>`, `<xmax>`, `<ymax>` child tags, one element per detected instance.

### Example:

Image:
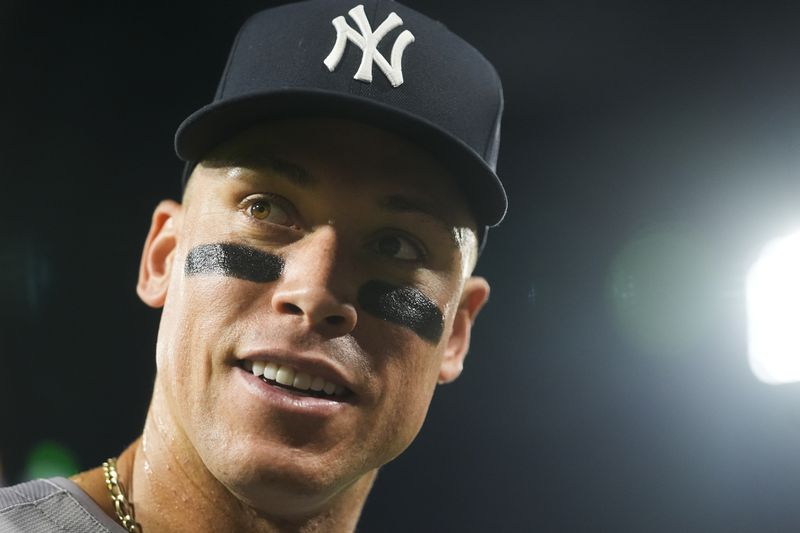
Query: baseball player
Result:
<box><xmin>0</xmin><ymin>0</ymin><xmax>506</xmax><ymax>531</ymax></box>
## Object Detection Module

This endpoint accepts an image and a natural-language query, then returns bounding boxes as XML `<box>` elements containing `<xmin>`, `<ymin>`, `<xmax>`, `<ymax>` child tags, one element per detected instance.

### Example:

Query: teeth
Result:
<box><xmin>293</xmin><ymin>372</ymin><xmax>312</xmax><ymax>391</ymax></box>
<box><xmin>263</xmin><ymin>362</ymin><xmax>278</xmax><ymax>381</ymax></box>
<box><xmin>245</xmin><ymin>361</ymin><xmax>348</xmax><ymax>397</ymax></box>
<box><xmin>310</xmin><ymin>376</ymin><xmax>326</xmax><ymax>392</ymax></box>
<box><xmin>275</xmin><ymin>366</ymin><xmax>296</xmax><ymax>386</ymax></box>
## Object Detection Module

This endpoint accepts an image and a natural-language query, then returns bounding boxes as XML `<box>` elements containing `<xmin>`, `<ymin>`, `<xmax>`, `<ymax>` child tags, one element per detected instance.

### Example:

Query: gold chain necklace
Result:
<box><xmin>102</xmin><ymin>457</ymin><xmax>143</xmax><ymax>533</ymax></box>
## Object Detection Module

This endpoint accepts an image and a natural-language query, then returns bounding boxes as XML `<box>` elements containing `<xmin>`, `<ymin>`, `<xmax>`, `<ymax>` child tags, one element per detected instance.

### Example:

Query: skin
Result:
<box><xmin>72</xmin><ymin>117</ymin><xmax>490</xmax><ymax>532</ymax></box>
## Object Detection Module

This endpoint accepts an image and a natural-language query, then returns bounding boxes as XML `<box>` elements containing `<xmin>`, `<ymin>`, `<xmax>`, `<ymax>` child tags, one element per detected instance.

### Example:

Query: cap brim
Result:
<box><xmin>174</xmin><ymin>89</ymin><xmax>507</xmax><ymax>227</ymax></box>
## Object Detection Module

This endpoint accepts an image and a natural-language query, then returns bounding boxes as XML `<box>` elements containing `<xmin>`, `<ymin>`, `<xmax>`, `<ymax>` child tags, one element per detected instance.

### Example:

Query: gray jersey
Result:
<box><xmin>0</xmin><ymin>478</ymin><xmax>126</xmax><ymax>532</ymax></box>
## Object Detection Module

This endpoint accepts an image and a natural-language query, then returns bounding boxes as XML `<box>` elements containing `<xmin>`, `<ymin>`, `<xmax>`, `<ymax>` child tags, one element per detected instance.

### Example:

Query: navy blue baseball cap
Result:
<box><xmin>175</xmin><ymin>0</ymin><xmax>507</xmax><ymax>231</ymax></box>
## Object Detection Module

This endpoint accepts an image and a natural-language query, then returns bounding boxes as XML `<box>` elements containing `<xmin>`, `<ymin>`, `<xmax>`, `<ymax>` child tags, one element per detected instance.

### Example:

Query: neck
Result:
<box><xmin>124</xmin><ymin>385</ymin><xmax>376</xmax><ymax>533</ymax></box>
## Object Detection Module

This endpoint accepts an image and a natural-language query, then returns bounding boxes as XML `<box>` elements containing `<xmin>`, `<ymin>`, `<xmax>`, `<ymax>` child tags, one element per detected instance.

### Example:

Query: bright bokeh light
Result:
<box><xmin>22</xmin><ymin>441</ymin><xmax>79</xmax><ymax>481</ymax></box>
<box><xmin>747</xmin><ymin>230</ymin><xmax>800</xmax><ymax>385</ymax></box>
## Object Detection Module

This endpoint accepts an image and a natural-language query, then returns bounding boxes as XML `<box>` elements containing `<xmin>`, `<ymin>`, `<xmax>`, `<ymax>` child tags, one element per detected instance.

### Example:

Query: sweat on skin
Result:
<box><xmin>81</xmin><ymin>118</ymin><xmax>492</xmax><ymax>533</ymax></box>
<box><xmin>184</xmin><ymin>241</ymin><xmax>445</xmax><ymax>343</ymax></box>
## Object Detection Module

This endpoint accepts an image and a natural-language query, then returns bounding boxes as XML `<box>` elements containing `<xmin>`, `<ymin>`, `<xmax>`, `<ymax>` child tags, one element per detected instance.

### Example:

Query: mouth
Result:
<box><xmin>238</xmin><ymin>360</ymin><xmax>353</xmax><ymax>401</ymax></box>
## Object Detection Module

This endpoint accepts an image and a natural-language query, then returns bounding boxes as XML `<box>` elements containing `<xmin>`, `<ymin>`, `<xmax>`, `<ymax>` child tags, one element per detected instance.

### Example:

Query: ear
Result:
<box><xmin>438</xmin><ymin>276</ymin><xmax>490</xmax><ymax>384</ymax></box>
<box><xmin>137</xmin><ymin>200</ymin><xmax>182</xmax><ymax>308</ymax></box>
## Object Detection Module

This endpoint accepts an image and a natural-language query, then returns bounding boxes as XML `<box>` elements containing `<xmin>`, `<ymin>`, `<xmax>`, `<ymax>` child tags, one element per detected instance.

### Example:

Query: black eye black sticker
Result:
<box><xmin>184</xmin><ymin>244</ymin><xmax>442</xmax><ymax>343</ymax></box>
<box><xmin>185</xmin><ymin>243</ymin><xmax>284</xmax><ymax>282</ymax></box>
<box><xmin>358</xmin><ymin>280</ymin><xmax>444</xmax><ymax>344</ymax></box>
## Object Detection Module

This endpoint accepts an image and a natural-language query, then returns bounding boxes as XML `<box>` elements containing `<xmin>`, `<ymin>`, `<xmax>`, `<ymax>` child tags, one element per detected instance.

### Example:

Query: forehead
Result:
<box><xmin>193</xmin><ymin>118</ymin><xmax>475</xmax><ymax>226</ymax></box>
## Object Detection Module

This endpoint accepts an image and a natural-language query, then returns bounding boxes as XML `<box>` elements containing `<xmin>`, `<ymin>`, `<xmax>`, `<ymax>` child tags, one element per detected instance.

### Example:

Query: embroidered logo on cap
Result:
<box><xmin>324</xmin><ymin>4</ymin><xmax>415</xmax><ymax>88</ymax></box>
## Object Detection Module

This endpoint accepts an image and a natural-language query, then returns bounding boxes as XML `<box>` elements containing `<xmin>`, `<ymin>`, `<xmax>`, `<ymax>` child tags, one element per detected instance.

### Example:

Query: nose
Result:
<box><xmin>270</xmin><ymin>227</ymin><xmax>357</xmax><ymax>339</ymax></box>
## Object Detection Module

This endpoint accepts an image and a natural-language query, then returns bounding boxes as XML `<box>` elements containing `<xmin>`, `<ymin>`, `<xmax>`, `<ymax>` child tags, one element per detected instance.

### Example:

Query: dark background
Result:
<box><xmin>3</xmin><ymin>1</ymin><xmax>800</xmax><ymax>531</ymax></box>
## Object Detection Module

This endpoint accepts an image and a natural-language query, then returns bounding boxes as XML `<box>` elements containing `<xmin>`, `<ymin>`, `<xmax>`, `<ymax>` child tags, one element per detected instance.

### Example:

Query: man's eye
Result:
<box><xmin>374</xmin><ymin>235</ymin><xmax>424</xmax><ymax>261</ymax></box>
<box><xmin>247</xmin><ymin>199</ymin><xmax>291</xmax><ymax>226</ymax></box>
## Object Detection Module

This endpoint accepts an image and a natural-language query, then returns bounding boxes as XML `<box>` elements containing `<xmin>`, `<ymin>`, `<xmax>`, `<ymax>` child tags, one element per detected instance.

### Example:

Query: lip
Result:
<box><xmin>236</xmin><ymin>367</ymin><xmax>352</xmax><ymax>416</ymax></box>
<box><xmin>237</xmin><ymin>349</ymin><xmax>358</xmax><ymax>396</ymax></box>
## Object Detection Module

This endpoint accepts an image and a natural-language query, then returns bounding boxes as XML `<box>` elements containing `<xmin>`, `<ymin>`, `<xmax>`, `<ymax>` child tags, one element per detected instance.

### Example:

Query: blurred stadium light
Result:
<box><xmin>747</xmin><ymin>230</ymin><xmax>800</xmax><ymax>385</ymax></box>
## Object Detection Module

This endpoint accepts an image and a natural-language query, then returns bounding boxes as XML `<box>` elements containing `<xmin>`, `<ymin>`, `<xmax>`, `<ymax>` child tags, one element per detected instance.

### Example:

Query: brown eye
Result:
<box><xmin>249</xmin><ymin>201</ymin><xmax>271</xmax><ymax>220</ymax></box>
<box><xmin>374</xmin><ymin>234</ymin><xmax>424</xmax><ymax>261</ymax></box>
<box><xmin>378</xmin><ymin>236</ymin><xmax>402</xmax><ymax>256</ymax></box>
<box><xmin>245</xmin><ymin>197</ymin><xmax>292</xmax><ymax>226</ymax></box>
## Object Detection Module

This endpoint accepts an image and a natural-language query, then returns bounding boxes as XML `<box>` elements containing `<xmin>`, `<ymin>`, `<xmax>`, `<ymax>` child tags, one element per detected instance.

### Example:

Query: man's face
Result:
<box><xmin>139</xmin><ymin>118</ymin><xmax>488</xmax><ymax>511</ymax></box>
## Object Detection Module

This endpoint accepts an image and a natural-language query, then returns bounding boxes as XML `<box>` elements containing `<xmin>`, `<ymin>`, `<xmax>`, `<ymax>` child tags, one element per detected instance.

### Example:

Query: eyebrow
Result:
<box><xmin>378</xmin><ymin>194</ymin><xmax>457</xmax><ymax>244</ymax></box>
<box><xmin>222</xmin><ymin>152</ymin><xmax>318</xmax><ymax>188</ymax></box>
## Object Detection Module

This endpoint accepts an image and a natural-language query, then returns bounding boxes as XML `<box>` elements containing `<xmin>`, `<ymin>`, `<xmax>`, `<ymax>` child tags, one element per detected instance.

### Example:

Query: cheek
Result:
<box><xmin>155</xmin><ymin>276</ymin><xmax>271</xmax><ymax>451</ymax></box>
<box><xmin>156</xmin><ymin>272</ymin><xmax>261</xmax><ymax>394</ymax></box>
<box><xmin>357</xmin><ymin>326</ymin><xmax>445</xmax><ymax>461</ymax></box>
<box><xmin>368</xmin><ymin>296</ymin><xmax>462</xmax><ymax>458</ymax></box>
<box><xmin>381</xmin><ymin>357</ymin><xmax>441</xmax><ymax>460</ymax></box>
<box><xmin>159</xmin><ymin>242</ymin><xmax>285</xmax><ymax>375</ymax></box>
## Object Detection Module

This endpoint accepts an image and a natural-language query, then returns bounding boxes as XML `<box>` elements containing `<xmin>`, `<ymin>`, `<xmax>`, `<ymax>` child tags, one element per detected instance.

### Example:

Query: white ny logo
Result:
<box><xmin>323</xmin><ymin>4</ymin><xmax>415</xmax><ymax>88</ymax></box>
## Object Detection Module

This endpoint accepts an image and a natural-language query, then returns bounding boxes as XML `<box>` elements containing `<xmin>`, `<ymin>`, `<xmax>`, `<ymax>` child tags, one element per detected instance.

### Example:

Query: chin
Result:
<box><xmin>199</xmin><ymin>431</ymin><xmax>365</xmax><ymax>510</ymax></box>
